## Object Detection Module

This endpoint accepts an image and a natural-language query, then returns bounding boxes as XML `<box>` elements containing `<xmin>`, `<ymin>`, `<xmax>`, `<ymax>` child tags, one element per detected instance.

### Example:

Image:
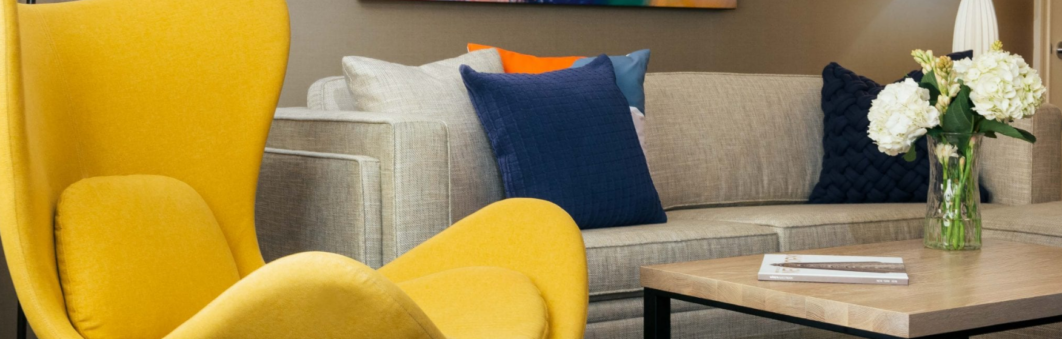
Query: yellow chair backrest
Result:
<box><xmin>0</xmin><ymin>0</ymin><xmax>289</xmax><ymax>337</ymax></box>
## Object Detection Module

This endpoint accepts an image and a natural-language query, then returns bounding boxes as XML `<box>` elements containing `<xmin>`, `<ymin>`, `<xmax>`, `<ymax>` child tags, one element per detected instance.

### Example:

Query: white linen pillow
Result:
<box><xmin>342</xmin><ymin>49</ymin><xmax>505</xmax><ymax>221</ymax></box>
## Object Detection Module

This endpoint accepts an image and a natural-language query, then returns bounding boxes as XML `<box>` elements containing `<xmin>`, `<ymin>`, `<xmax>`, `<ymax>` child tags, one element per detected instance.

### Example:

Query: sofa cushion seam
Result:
<box><xmin>585</xmin><ymin>232</ymin><xmax>778</xmax><ymax>250</ymax></box>
<box><xmin>672</xmin><ymin>217</ymin><xmax>924</xmax><ymax>229</ymax></box>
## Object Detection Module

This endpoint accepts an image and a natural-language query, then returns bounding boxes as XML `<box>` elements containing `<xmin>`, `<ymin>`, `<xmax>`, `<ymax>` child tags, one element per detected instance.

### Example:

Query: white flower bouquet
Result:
<box><xmin>868</xmin><ymin>42</ymin><xmax>1045</xmax><ymax>250</ymax></box>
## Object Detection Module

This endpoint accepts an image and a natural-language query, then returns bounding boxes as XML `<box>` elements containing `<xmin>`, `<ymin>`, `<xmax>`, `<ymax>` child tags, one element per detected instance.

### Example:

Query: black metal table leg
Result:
<box><xmin>17</xmin><ymin>301</ymin><xmax>26</xmax><ymax>339</ymax></box>
<box><xmin>644</xmin><ymin>288</ymin><xmax>671</xmax><ymax>339</ymax></box>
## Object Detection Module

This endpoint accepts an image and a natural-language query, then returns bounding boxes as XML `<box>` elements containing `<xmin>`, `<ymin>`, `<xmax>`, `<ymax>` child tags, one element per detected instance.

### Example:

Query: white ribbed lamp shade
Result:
<box><xmin>953</xmin><ymin>0</ymin><xmax>999</xmax><ymax>55</ymax></box>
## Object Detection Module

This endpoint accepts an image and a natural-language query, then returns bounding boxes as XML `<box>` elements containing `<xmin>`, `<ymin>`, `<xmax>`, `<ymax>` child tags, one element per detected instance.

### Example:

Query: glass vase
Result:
<box><xmin>924</xmin><ymin>133</ymin><xmax>983</xmax><ymax>251</ymax></box>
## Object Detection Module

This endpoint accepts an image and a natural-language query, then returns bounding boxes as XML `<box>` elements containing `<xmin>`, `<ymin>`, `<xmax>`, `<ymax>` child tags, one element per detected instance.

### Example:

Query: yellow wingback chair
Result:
<box><xmin>0</xmin><ymin>0</ymin><xmax>588</xmax><ymax>338</ymax></box>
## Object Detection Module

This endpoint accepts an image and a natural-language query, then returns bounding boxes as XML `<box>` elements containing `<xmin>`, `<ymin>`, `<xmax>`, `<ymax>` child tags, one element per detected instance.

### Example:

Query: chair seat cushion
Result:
<box><xmin>54</xmin><ymin>175</ymin><xmax>240</xmax><ymax>339</ymax></box>
<box><xmin>397</xmin><ymin>266</ymin><xmax>549</xmax><ymax>339</ymax></box>
<box><xmin>983</xmin><ymin>202</ymin><xmax>1062</xmax><ymax>247</ymax></box>
<box><xmin>581</xmin><ymin>220</ymin><xmax>778</xmax><ymax>299</ymax></box>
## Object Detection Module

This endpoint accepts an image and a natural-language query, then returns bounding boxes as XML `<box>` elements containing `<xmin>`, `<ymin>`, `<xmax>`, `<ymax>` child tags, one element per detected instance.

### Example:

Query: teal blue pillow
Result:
<box><xmin>571</xmin><ymin>49</ymin><xmax>650</xmax><ymax>113</ymax></box>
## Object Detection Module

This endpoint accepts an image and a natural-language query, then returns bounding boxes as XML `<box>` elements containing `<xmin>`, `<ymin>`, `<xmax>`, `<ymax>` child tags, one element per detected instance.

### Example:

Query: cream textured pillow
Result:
<box><xmin>342</xmin><ymin>49</ymin><xmax>504</xmax><ymax>221</ymax></box>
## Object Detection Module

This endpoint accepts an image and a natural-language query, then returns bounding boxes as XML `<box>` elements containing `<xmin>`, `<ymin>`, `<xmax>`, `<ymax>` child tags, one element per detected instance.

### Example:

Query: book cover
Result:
<box><xmin>757</xmin><ymin>254</ymin><xmax>909</xmax><ymax>286</ymax></box>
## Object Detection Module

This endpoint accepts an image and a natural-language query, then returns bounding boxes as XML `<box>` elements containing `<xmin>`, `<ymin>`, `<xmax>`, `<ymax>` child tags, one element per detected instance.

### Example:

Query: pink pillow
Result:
<box><xmin>631</xmin><ymin>106</ymin><xmax>646</xmax><ymax>153</ymax></box>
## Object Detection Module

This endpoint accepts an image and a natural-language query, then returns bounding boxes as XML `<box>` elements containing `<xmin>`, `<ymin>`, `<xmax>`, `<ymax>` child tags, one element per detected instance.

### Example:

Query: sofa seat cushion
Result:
<box><xmin>668</xmin><ymin>204</ymin><xmax>934</xmax><ymax>251</ymax></box>
<box><xmin>983</xmin><ymin>202</ymin><xmax>1062</xmax><ymax>247</ymax></box>
<box><xmin>582</xmin><ymin>220</ymin><xmax>777</xmax><ymax>299</ymax></box>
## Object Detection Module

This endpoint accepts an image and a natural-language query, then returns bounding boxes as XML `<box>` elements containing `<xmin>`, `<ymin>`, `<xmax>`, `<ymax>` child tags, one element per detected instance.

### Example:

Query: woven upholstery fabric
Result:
<box><xmin>267</xmin><ymin>108</ymin><xmax>451</xmax><ymax>264</ymax></box>
<box><xmin>306</xmin><ymin>76</ymin><xmax>356</xmax><ymax>111</ymax></box>
<box><xmin>461</xmin><ymin>56</ymin><xmax>666</xmax><ymax>229</ymax></box>
<box><xmin>983</xmin><ymin>201</ymin><xmax>1062</xmax><ymax>247</ymax></box>
<box><xmin>981</xmin><ymin>105</ymin><xmax>1062</xmax><ymax>206</ymax></box>
<box><xmin>668</xmin><ymin>204</ymin><xmax>930</xmax><ymax>251</ymax></box>
<box><xmin>581</xmin><ymin>220</ymin><xmax>777</xmax><ymax>297</ymax></box>
<box><xmin>810</xmin><ymin>58</ymin><xmax>990</xmax><ymax>204</ymax></box>
<box><xmin>643</xmin><ymin>72</ymin><xmax>823</xmax><ymax>209</ymax></box>
<box><xmin>342</xmin><ymin>49</ymin><xmax>505</xmax><ymax>222</ymax></box>
<box><xmin>255</xmin><ymin>148</ymin><xmax>383</xmax><ymax>267</ymax></box>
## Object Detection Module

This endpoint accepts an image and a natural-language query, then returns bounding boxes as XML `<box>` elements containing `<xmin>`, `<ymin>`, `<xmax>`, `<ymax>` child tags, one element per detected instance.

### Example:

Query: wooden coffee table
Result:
<box><xmin>641</xmin><ymin>239</ymin><xmax>1062</xmax><ymax>339</ymax></box>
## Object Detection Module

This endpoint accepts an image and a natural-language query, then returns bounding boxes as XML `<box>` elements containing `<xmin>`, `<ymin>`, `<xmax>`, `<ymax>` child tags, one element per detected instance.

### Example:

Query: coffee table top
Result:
<box><xmin>641</xmin><ymin>239</ymin><xmax>1062</xmax><ymax>338</ymax></box>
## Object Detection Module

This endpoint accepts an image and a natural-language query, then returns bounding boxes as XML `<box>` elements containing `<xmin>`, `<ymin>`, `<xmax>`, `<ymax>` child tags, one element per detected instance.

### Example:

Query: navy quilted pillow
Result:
<box><xmin>460</xmin><ymin>55</ymin><xmax>667</xmax><ymax>229</ymax></box>
<box><xmin>809</xmin><ymin>51</ymin><xmax>990</xmax><ymax>204</ymax></box>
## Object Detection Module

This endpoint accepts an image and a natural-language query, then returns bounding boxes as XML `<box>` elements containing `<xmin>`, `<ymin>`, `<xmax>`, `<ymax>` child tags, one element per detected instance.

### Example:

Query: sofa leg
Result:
<box><xmin>644</xmin><ymin>288</ymin><xmax>670</xmax><ymax>339</ymax></box>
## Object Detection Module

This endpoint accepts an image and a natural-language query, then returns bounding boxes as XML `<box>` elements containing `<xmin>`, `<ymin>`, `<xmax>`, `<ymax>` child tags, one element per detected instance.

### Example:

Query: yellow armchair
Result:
<box><xmin>0</xmin><ymin>0</ymin><xmax>588</xmax><ymax>338</ymax></box>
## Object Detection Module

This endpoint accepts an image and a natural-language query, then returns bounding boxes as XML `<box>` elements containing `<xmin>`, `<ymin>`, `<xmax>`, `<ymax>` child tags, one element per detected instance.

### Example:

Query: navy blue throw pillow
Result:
<box><xmin>809</xmin><ymin>50</ymin><xmax>990</xmax><ymax>204</ymax></box>
<box><xmin>460</xmin><ymin>55</ymin><xmax>667</xmax><ymax>229</ymax></box>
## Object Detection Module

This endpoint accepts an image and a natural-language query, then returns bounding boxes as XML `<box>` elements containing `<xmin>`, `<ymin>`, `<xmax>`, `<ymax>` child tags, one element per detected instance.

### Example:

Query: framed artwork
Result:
<box><xmin>424</xmin><ymin>0</ymin><xmax>735</xmax><ymax>9</ymax></box>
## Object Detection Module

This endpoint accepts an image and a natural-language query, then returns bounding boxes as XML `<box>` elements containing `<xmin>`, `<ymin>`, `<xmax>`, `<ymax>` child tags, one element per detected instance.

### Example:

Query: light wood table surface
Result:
<box><xmin>640</xmin><ymin>239</ymin><xmax>1062</xmax><ymax>339</ymax></box>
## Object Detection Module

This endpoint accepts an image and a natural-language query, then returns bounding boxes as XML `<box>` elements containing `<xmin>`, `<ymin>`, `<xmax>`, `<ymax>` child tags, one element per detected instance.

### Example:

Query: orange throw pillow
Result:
<box><xmin>468</xmin><ymin>43</ymin><xmax>584</xmax><ymax>74</ymax></box>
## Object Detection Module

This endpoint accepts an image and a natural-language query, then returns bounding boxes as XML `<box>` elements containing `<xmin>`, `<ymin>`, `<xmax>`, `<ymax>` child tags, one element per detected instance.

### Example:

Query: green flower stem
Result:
<box><xmin>936</xmin><ymin>139</ymin><xmax>979</xmax><ymax>250</ymax></box>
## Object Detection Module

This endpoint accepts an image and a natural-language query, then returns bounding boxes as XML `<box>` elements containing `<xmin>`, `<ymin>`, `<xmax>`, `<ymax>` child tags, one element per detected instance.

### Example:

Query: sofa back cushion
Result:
<box><xmin>643</xmin><ymin>73</ymin><xmax>823</xmax><ymax>209</ymax></box>
<box><xmin>310</xmin><ymin>71</ymin><xmax>827</xmax><ymax>211</ymax></box>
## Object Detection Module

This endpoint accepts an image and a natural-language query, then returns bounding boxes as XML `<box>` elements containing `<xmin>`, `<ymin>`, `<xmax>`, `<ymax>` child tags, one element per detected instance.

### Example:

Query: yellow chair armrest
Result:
<box><xmin>379</xmin><ymin>198</ymin><xmax>589</xmax><ymax>339</ymax></box>
<box><xmin>165</xmin><ymin>252</ymin><xmax>445</xmax><ymax>339</ymax></box>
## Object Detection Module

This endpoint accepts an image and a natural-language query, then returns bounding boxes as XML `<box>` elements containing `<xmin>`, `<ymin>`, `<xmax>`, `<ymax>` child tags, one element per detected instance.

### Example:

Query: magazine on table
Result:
<box><xmin>757</xmin><ymin>254</ymin><xmax>909</xmax><ymax>286</ymax></box>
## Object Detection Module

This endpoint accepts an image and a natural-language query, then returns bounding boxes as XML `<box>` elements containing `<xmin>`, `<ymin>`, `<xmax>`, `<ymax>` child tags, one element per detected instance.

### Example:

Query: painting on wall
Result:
<box><xmin>422</xmin><ymin>0</ymin><xmax>735</xmax><ymax>9</ymax></box>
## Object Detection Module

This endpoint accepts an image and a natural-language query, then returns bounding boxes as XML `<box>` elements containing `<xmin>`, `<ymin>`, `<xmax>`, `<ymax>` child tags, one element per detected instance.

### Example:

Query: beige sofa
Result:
<box><xmin>256</xmin><ymin>72</ymin><xmax>1062</xmax><ymax>338</ymax></box>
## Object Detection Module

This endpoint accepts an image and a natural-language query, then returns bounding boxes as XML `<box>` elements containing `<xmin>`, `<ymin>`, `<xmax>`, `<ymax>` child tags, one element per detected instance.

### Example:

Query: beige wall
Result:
<box><xmin>33</xmin><ymin>0</ymin><xmax>1033</xmax><ymax>107</ymax></box>
<box><xmin>282</xmin><ymin>0</ymin><xmax>1033</xmax><ymax>107</ymax></box>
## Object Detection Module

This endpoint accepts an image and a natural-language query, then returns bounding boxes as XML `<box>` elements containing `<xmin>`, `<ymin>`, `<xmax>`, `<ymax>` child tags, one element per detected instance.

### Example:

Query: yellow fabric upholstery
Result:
<box><xmin>0</xmin><ymin>0</ymin><xmax>288</xmax><ymax>337</ymax></box>
<box><xmin>55</xmin><ymin>175</ymin><xmax>240</xmax><ymax>339</ymax></box>
<box><xmin>398</xmin><ymin>267</ymin><xmax>549</xmax><ymax>339</ymax></box>
<box><xmin>165</xmin><ymin>252</ymin><xmax>446</xmax><ymax>339</ymax></box>
<box><xmin>381</xmin><ymin>198</ymin><xmax>590</xmax><ymax>339</ymax></box>
<box><xmin>0</xmin><ymin>0</ymin><xmax>587</xmax><ymax>337</ymax></box>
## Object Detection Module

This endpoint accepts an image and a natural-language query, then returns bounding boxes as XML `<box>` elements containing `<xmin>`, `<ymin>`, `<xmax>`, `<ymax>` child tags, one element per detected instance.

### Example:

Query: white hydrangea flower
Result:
<box><xmin>954</xmin><ymin>48</ymin><xmax>1045</xmax><ymax>122</ymax></box>
<box><xmin>868</xmin><ymin>78</ymin><xmax>941</xmax><ymax>156</ymax></box>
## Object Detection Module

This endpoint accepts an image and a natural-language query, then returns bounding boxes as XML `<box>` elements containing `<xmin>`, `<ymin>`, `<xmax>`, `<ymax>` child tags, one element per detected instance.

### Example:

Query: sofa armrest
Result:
<box><xmin>982</xmin><ymin>104</ymin><xmax>1062</xmax><ymax>206</ymax></box>
<box><xmin>255</xmin><ymin>148</ymin><xmax>383</xmax><ymax>267</ymax></box>
<box><xmin>266</xmin><ymin>107</ymin><xmax>450</xmax><ymax>264</ymax></box>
